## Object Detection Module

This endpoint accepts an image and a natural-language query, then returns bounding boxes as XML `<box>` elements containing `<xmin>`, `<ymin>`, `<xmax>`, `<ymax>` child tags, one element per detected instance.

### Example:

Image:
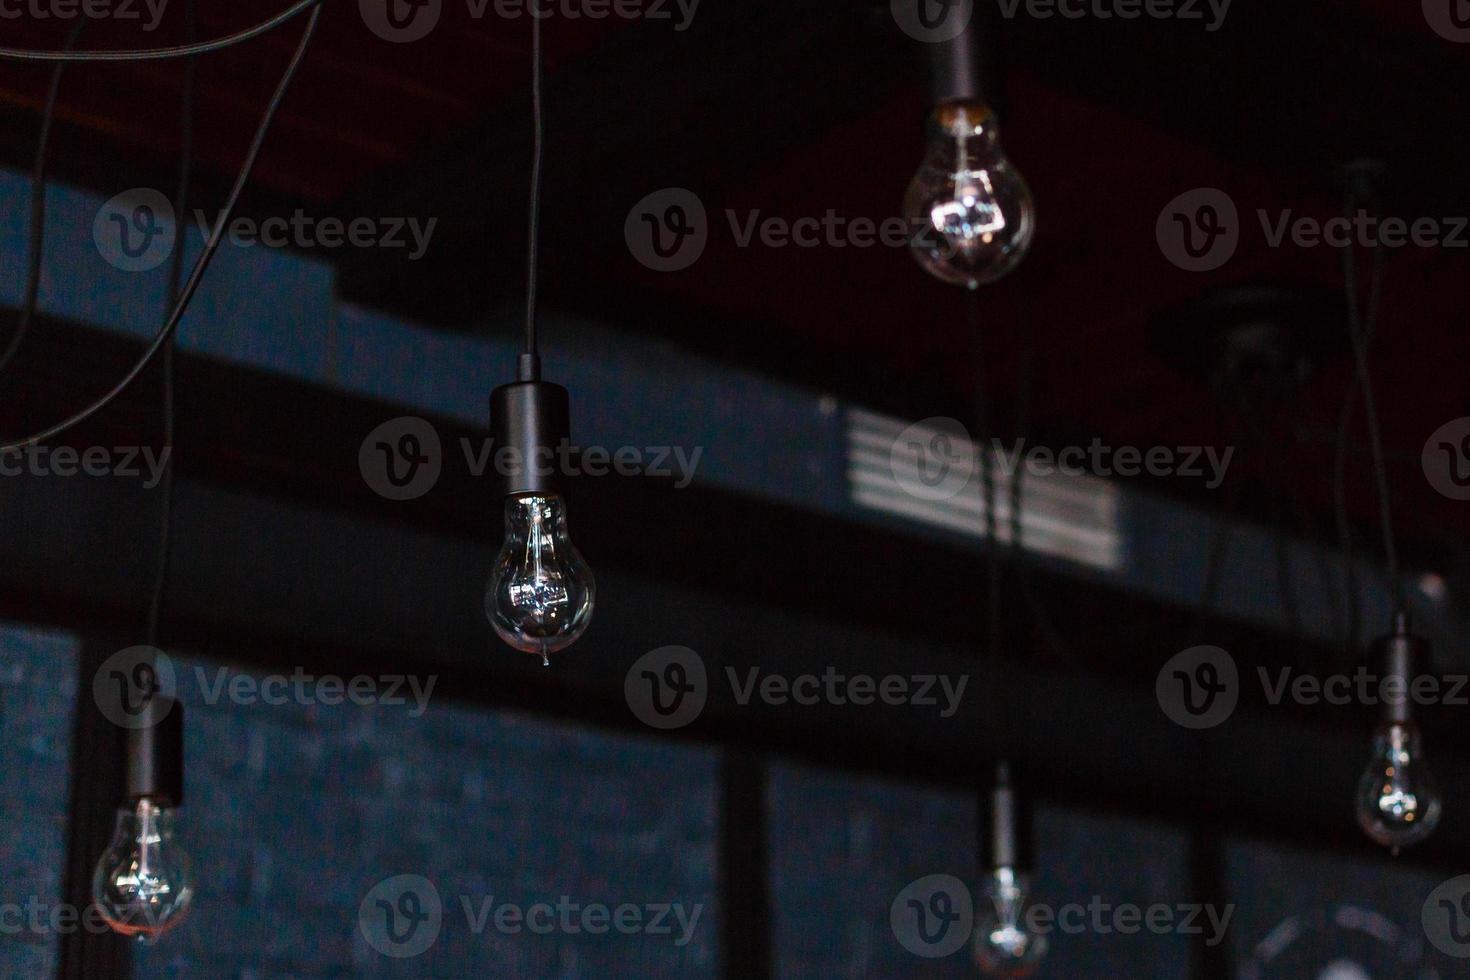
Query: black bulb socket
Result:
<box><xmin>125</xmin><ymin>695</ymin><xmax>184</xmax><ymax>807</ymax></box>
<box><xmin>1376</xmin><ymin>611</ymin><xmax>1429</xmax><ymax>726</ymax></box>
<box><xmin>927</xmin><ymin>25</ymin><xmax>983</xmax><ymax>105</ymax></box>
<box><xmin>490</xmin><ymin>363</ymin><xmax>570</xmax><ymax>500</ymax></box>
<box><xmin>982</xmin><ymin>762</ymin><xmax>1034</xmax><ymax>872</ymax></box>
<box><xmin>920</xmin><ymin>7</ymin><xmax>1007</xmax><ymax>115</ymax></box>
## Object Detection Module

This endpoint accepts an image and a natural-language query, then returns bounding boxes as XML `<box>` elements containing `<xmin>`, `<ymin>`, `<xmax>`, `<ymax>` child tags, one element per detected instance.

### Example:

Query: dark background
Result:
<box><xmin>2</xmin><ymin>0</ymin><xmax>1470</xmax><ymax>976</ymax></box>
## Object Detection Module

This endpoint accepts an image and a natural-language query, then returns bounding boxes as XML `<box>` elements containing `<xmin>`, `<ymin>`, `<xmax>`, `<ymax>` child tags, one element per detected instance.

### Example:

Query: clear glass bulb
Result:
<box><xmin>485</xmin><ymin>493</ymin><xmax>595</xmax><ymax>665</ymax></box>
<box><xmin>1355</xmin><ymin>721</ymin><xmax>1442</xmax><ymax>852</ymax></box>
<box><xmin>974</xmin><ymin>866</ymin><xmax>1048</xmax><ymax>977</ymax></box>
<box><xmin>904</xmin><ymin>100</ymin><xmax>1035</xmax><ymax>289</ymax></box>
<box><xmin>92</xmin><ymin>797</ymin><xmax>193</xmax><ymax>940</ymax></box>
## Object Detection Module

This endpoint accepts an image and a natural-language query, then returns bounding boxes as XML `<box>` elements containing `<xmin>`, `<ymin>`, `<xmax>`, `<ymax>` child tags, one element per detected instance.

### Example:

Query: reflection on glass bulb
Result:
<box><xmin>1355</xmin><ymin>722</ymin><xmax>1441</xmax><ymax>853</ymax></box>
<box><xmin>92</xmin><ymin>797</ymin><xmax>193</xmax><ymax>940</ymax></box>
<box><xmin>485</xmin><ymin>493</ymin><xmax>595</xmax><ymax>665</ymax></box>
<box><xmin>974</xmin><ymin>866</ymin><xmax>1047</xmax><ymax>977</ymax></box>
<box><xmin>904</xmin><ymin>100</ymin><xmax>1035</xmax><ymax>289</ymax></box>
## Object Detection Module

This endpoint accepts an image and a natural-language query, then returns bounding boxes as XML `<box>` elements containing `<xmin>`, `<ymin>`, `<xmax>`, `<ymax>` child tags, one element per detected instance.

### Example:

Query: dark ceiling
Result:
<box><xmin>1</xmin><ymin>0</ymin><xmax>1467</xmax><ymax>575</ymax></box>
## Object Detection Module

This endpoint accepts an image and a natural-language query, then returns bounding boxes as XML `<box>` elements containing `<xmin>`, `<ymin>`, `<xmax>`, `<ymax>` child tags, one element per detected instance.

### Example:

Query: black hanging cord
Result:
<box><xmin>967</xmin><ymin>288</ymin><xmax>1006</xmax><ymax>866</ymax></box>
<box><xmin>145</xmin><ymin>0</ymin><xmax>198</xmax><ymax>651</ymax></box>
<box><xmin>969</xmin><ymin>291</ymin><xmax>1002</xmax><ymax>664</ymax></box>
<box><xmin>0</xmin><ymin>4</ymin><xmax>322</xmax><ymax>453</ymax></box>
<box><xmin>523</xmin><ymin>13</ymin><xmax>544</xmax><ymax>362</ymax></box>
<box><xmin>0</xmin><ymin>20</ymin><xmax>87</xmax><ymax>380</ymax></box>
<box><xmin>0</xmin><ymin>0</ymin><xmax>321</xmax><ymax>62</ymax></box>
<box><xmin>1336</xmin><ymin>171</ymin><xmax>1403</xmax><ymax>618</ymax></box>
<box><xmin>1009</xmin><ymin>298</ymin><xmax>1085</xmax><ymax>670</ymax></box>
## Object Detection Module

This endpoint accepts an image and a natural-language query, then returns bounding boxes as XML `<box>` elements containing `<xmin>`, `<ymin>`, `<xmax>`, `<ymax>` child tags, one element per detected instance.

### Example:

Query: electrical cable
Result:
<box><xmin>0</xmin><ymin>4</ymin><xmax>322</xmax><ymax>453</ymax></box>
<box><xmin>967</xmin><ymin>288</ymin><xmax>1006</xmax><ymax>864</ymax></box>
<box><xmin>0</xmin><ymin>19</ymin><xmax>87</xmax><ymax>380</ymax></box>
<box><xmin>1337</xmin><ymin>173</ymin><xmax>1403</xmax><ymax>617</ymax></box>
<box><xmin>523</xmin><ymin>13</ymin><xmax>544</xmax><ymax>359</ymax></box>
<box><xmin>1009</xmin><ymin>298</ymin><xmax>1084</xmax><ymax>670</ymax></box>
<box><xmin>1007</xmin><ymin>295</ymin><xmax>1028</xmax><ymax>624</ymax></box>
<box><xmin>145</xmin><ymin>0</ymin><xmax>197</xmax><ymax>651</ymax></box>
<box><xmin>1331</xmin><ymin>211</ymin><xmax>1385</xmax><ymax>651</ymax></box>
<box><xmin>968</xmin><ymin>291</ymin><xmax>1002</xmax><ymax>666</ymax></box>
<box><xmin>0</xmin><ymin>0</ymin><xmax>321</xmax><ymax>62</ymax></box>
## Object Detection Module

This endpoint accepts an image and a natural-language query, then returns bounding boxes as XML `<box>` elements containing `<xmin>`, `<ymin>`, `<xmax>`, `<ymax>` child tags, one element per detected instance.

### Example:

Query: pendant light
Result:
<box><xmin>93</xmin><ymin>692</ymin><xmax>194</xmax><ymax>939</ymax></box>
<box><xmin>1354</xmin><ymin>612</ymin><xmax>1441</xmax><ymax>852</ymax></box>
<box><xmin>969</xmin><ymin>300</ymin><xmax>1048</xmax><ymax>975</ymax></box>
<box><xmin>1338</xmin><ymin>164</ymin><xmax>1442</xmax><ymax>853</ymax></box>
<box><xmin>903</xmin><ymin>10</ymin><xmax>1034</xmax><ymax>289</ymax></box>
<box><xmin>483</xmin><ymin>14</ymin><xmax>595</xmax><ymax>664</ymax></box>
<box><xmin>975</xmin><ymin>763</ymin><xmax>1048</xmax><ymax>976</ymax></box>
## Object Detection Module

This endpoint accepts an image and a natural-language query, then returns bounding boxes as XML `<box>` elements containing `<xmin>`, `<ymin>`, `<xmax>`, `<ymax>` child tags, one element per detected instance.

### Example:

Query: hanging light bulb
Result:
<box><xmin>975</xmin><ymin>865</ymin><xmax>1047</xmax><ymax>976</ymax></box>
<box><xmin>903</xmin><ymin>8</ymin><xmax>1033</xmax><ymax>289</ymax></box>
<box><xmin>93</xmin><ymin>695</ymin><xmax>193</xmax><ymax>940</ymax></box>
<box><xmin>486</xmin><ymin>492</ymin><xmax>594</xmax><ymax>663</ymax></box>
<box><xmin>904</xmin><ymin>100</ymin><xmax>1034</xmax><ymax>289</ymax></box>
<box><xmin>975</xmin><ymin>763</ymin><xmax>1048</xmax><ymax>977</ymax></box>
<box><xmin>93</xmin><ymin>796</ymin><xmax>194</xmax><ymax>939</ymax></box>
<box><xmin>486</xmin><ymin>354</ymin><xmax>595</xmax><ymax>665</ymax></box>
<box><xmin>485</xmin><ymin>19</ymin><xmax>595</xmax><ymax>664</ymax></box>
<box><xmin>1355</xmin><ymin>614</ymin><xmax>1441</xmax><ymax>853</ymax></box>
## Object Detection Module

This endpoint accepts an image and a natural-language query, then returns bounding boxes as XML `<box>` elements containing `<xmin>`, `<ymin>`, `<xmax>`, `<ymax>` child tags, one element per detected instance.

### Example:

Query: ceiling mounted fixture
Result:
<box><xmin>1149</xmin><ymin>283</ymin><xmax>1349</xmax><ymax>400</ymax></box>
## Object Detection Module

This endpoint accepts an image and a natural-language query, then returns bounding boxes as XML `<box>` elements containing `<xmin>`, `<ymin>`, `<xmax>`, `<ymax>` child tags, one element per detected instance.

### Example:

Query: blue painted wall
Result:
<box><xmin>131</xmin><ymin>653</ymin><xmax>720</xmax><ymax>978</ymax></box>
<box><xmin>767</xmin><ymin>761</ymin><xmax>1195</xmax><ymax>979</ymax></box>
<box><xmin>0</xmin><ymin>625</ymin><xmax>79</xmax><ymax>980</ymax></box>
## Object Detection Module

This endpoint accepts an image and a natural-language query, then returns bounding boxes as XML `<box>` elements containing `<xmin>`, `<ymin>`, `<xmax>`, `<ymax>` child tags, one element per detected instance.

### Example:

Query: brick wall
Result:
<box><xmin>133</xmin><ymin>654</ymin><xmax>719</xmax><ymax>979</ymax></box>
<box><xmin>0</xmin><ymin>625</ymin><xmax>79</xmax><ymax>980</ymax></box>
<box><xmin>767</xmin><ymin>761</ymin><xmax>1195</xmax><ymax>979</ymax></box>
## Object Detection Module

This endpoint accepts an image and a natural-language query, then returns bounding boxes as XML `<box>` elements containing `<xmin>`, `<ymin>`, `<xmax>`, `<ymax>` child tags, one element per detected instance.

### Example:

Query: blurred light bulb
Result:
<box><xmin>485</xmin><ymin>493</ymin><xmax>594</xmax><ymax>664</ymax></box>
<box><xmin>92</xmin><ymin>797</ymin><xmax>193</xmax><ymax>940</ymax></box>
<box><xmin>1355</xmin><ymin>721</ymin><xmax>1441</xmax><ymax>853</ymax></box>
<box><xmin>974</xmin><ymin>866</ymin><xmax>1047</xmax><ymax>977</ymax></box>
<box><xmin>904</xmin><ymin>100</ymin><xmax>1034</xmax><ymax>289</ymax></box>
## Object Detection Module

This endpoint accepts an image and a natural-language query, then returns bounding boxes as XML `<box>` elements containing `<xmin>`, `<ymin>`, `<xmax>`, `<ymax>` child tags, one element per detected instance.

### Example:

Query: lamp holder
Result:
<box><xmin>125</xmin><ymin>695</ymin><xmax>184</xmax><ymax>806</ymax></box>
<box><xmin>490</xmin><ymin>367</ymin><xmax>570</xmax><ymax>499</ymax></box>
<box><xmin>1376</xmin><ymin>611</ymin><xmax>1427</xmax><ymax>726</ymax></box>
<box><xmin>982</xmin><ymin>762</ymin><xmax>1033</xmax><ymax>872</ymax></box>
<box><xmin>928</xmin><ymin>25</ymin><xmax>982</xmax><ymax>105</ymax></box>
